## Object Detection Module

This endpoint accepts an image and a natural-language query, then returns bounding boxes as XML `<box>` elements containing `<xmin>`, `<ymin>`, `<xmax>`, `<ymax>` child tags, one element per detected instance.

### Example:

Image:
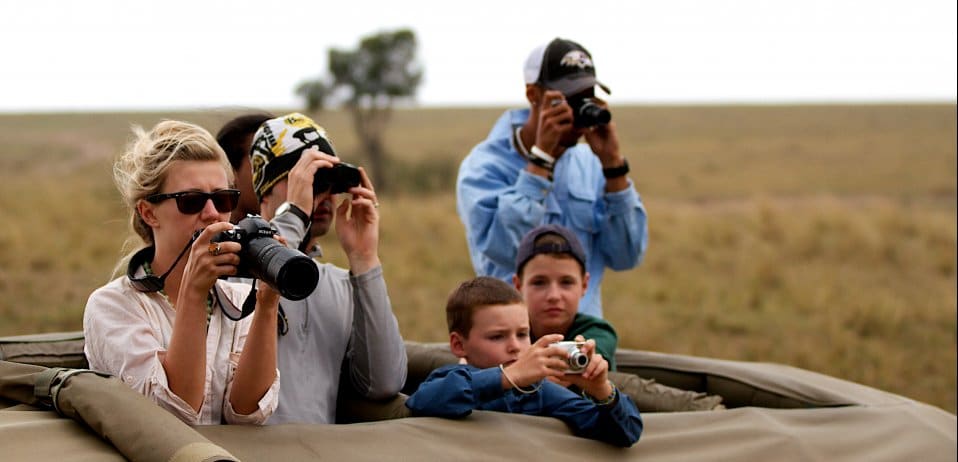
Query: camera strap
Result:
<box><xmin>215</xmin><ymin>281</ymin><xmax>289</xmax><ymax>336</ymax></box>
<box><xmin>513</xmin><ymin>126</ymin><xmax>531</xmax><ymax>157</ymax></box>
<box><xmin>298</xmin><ymin>221</ymin><xmax>313</xmax><ymax>254</ymax></box>
<box><xmin>128</xmin><ymin>232</ymin><xmax>266</xmax><ymax>324</ymax></box>
<box><xmin>127</xmin><ymin>232</ymin><xmax>199</xmax><ymax>293</ymax></box>
<box><xmin>514</xmin><ymin>125</ymin><xmax>555</xmax><ymax>180</ymax></box>
<box><xmin>214</xmin><ymin>282</ymin><xmax>257</xmax><ymax>322</ymax></box>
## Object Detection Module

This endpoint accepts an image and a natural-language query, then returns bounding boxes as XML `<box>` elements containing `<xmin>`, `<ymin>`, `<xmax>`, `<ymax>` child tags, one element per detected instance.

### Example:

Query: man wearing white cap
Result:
<box><xmin>456</xmin><ymin>38</ymin><xmax>648</xmax><ymax>318</ymax></box>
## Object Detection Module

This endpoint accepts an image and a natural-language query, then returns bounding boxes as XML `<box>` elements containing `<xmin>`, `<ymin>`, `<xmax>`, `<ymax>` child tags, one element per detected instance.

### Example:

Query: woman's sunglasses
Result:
<box><xmin>146</xmin><ymin>189</ymin><xmax>240</xmax><ymax>214</ymax></box>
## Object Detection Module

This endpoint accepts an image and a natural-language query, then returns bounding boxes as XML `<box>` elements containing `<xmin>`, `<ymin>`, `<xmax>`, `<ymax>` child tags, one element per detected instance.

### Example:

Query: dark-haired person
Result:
<box><xmin>216</xmin><ymin>112</ymin><xmax>274</xmax><ymax>223</ymax></box>
<box><xmin>84</xmin><ymin>120</ymin><xmax>281</xmax><ymax>425</ymax></box>
<box><xmin>249</xmin><ymin>113</ymin><xmax>407</xmax><ymax>424</ymax></box>
<box><xmin>457</xmin><ymin>37</ymin><xmax>648</xmax><ymax>318</ymax></box>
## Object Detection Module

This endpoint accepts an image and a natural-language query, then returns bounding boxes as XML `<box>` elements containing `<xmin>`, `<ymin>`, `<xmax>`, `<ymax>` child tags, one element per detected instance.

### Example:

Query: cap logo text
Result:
<box><xmin>560</xmin><ymin>51</ymin><xmax>593</xmax><ymax>69</ymax></box>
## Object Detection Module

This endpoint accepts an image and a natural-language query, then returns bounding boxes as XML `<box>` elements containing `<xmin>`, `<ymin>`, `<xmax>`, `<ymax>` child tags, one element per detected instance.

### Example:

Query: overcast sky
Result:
<box><xmin>1</xmin><ymin>0</ymin><xmax>955</xmax><ymax>112</ymax></box>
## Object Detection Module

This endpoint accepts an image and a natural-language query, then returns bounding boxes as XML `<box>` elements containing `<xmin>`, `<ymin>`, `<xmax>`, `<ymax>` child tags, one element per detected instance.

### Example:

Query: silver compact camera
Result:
<box><xmin>551</xmin><ymin>341</ymin><xmax>590</xmax><ymax>374</ymax></box>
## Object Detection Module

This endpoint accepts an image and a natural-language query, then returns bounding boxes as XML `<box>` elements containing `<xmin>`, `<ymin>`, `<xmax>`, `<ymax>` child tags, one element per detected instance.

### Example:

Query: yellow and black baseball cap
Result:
<box><xmin>249</xmin><ymin>112</ymin><xmax>337</xmax><ymax>200</ymax></box>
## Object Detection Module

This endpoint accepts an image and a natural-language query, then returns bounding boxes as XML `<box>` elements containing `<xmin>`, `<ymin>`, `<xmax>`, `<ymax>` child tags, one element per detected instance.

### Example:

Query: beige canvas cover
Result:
<box><xmin>2</xmin><ymin>332</ymin><xmax>956</xmax><ymax>461</ymax></box>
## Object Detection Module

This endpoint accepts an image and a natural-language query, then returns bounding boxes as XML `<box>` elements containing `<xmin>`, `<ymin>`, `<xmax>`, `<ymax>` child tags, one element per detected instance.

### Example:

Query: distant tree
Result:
<box><xmin>296</xmin><ymin>28</ymin><xmax>422</xmax><ymax>190</ymax></box>
<box><xmin>295</xmin><ymin>79</ymin><xmax>331</xmax><ymax>113</ymax></box>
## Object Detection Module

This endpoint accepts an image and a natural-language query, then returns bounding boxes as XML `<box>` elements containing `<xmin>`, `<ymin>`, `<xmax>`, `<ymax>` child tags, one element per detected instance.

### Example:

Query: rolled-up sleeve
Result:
<box><xmin>84</xmin><ymin>278</ymin><xmax>278</xmax><ymax>425</ymax></box>
<box><xmin>223</xmin><ymin>364</ymin><xmax>280</xmax><ymax>425</ymax></box>
<box><xmin>84</xmin><ymin>283</ymin><xmax>203</xmax><ymax>424</ymax></box>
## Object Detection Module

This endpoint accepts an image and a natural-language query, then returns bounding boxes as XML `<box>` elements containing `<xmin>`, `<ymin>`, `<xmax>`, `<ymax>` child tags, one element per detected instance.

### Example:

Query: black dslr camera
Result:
<box><xmin>212</xmin><ymin>215</ymin><xmax>319</xmax><ymax>300</ymax></box>
<box><xmin>568</xmin><ymin>96</ymin><xmax>612</xmax><ymax>128</ymax></box>
<box><xmin>314</xmin><ymin>162</ymin><xmax>362</xmax><ymax>195</ymax></box>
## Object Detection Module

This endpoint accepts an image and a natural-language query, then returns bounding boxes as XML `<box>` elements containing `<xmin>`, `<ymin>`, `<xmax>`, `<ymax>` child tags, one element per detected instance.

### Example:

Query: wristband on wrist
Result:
<box><xmin>602</xmin><ymin>159</ymin><xmax>630</xmax><ymax>179</ymax></box>
<box><xmin>583</xmin><ymin>381</ymin><xmax>618</xmax><ymax>406</ymax></box>
<box><xmin>529</xmin><ymin>145</ymin><xmax>556</xmax><ymax>171</ymax></box>
<box><xmin>276</xmin><ymin>201</ymin><xmax>310</xmax><ymax>227</ymax></box>
<box><xmin>499</xmin><ymin>364</ymin><xmax>541</xmax><ymax>395</ymax></box>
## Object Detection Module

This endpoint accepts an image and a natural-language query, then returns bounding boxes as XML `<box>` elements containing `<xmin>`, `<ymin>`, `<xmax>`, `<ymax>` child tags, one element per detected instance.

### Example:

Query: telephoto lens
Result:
<box><xmin>214</xmin><ymin>215</ymin><xmax>319</xmax><ymax>300</ymax></box>
<box><xmin>243</xmin><ymin>234</ymin><xmax>318</xmax><ymax>300</ymax></box>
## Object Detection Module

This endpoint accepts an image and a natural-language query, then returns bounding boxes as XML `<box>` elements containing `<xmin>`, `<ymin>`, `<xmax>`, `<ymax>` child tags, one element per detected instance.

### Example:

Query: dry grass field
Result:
<box><xmin>0</xmin><ymin>104</ymin><xmax>955</xmax><ymax>414</ymax></box>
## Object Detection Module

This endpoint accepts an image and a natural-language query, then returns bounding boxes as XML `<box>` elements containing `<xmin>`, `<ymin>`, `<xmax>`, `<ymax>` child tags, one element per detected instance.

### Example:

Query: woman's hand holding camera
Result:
<box><xmin>182</xmin><ymin>223</ymin><xmax>241</xmax><ymax>298</ymax></box>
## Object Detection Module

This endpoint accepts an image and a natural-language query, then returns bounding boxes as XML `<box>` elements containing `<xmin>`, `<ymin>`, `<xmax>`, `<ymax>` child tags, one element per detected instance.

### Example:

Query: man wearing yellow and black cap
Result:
<box><xmin>457</xmin><ymin>38</ymin><xmax>649</xmax><ymax>319</ymax></box>
<box><xmin>249</xmin><ymin>113</ymin><xmax>407</xmax><ymax>425</ymax></box>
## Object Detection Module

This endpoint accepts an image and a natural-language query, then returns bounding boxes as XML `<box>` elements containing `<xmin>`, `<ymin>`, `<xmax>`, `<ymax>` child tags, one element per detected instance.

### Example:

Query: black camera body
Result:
<box><xmin>212</xmin><ymin>215</ymin><xmax>319</xmax><ymax>301</ymax></box>
<box><xmin>568</xmin><ymin>97</ymin><xmax>612</xmax><ymax>128</ymax></box>
<box><xmin>314</xmin><ymin>162</ymin><xmax>362</xmax><ymax>195</ymax></box>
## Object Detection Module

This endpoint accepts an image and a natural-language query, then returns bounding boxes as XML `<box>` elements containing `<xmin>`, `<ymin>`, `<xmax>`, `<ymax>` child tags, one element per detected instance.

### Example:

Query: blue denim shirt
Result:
<box><xmin>405</xmin><ymin>364</ymin><xmax>643</xmax><ymax>447</ymax></box>
<box><xmin>456</xmin><ymin>108</ymin><xmax>648</xmax><ymax>317</ymax></box>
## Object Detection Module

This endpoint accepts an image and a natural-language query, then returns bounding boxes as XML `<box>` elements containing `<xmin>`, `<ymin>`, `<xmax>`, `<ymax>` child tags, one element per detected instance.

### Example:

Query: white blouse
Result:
<box><xmin>83</xmin><ymin>276</ymin><xmax>279</xmax><ymax>425</ymax></box>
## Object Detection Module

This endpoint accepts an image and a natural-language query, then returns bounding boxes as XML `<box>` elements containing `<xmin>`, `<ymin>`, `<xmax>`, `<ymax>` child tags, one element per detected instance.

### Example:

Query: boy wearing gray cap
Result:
<box><xmin>512</xmin><ymin>224</ymin><xmax>618</xmax><ymax>370</ymax></box>
<box><xmin>512</xmin><ymin>224</ymin><xmax>725</xmax><ymax>411</ymax></box>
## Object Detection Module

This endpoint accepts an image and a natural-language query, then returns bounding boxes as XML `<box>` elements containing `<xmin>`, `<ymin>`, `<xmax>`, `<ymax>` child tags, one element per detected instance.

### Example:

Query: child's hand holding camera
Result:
<box><xmin>562</xmin><ymin>335</ymin><xmax>615</xmax><ymax>403</ymax></box>
<box><xmin>500</xmin><ymin>334</ymin><xmax>567</xmax><ymax>390</ymax></box>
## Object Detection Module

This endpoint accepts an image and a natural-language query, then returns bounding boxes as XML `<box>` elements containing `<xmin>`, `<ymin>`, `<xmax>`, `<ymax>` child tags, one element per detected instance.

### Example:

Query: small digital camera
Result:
<box><xmin>551</xmin><ymin>341</ymin><xmax>590</xmax><ymax>374</ymax></box>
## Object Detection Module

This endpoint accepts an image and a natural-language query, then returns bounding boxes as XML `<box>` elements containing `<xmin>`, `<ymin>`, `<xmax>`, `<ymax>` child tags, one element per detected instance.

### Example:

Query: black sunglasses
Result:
<box><xmin>146</xmin><ymin>189</ymin><xmax>240</xmax><ymax>214</ymax></box>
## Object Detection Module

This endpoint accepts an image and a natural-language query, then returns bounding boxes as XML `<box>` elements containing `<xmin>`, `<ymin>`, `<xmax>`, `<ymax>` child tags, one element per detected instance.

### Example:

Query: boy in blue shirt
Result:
<box><xmin>405</xmin><ymin>277</ymin><xmax>642</xmax><ymax>447</ymax></box>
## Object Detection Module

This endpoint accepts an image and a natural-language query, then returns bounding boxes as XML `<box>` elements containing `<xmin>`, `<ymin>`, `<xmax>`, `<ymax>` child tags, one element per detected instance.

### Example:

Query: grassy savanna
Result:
<box><xmin>0</xmin><ymin>104</ymin><xmax>955</xmax><ymax>414</ymax></box>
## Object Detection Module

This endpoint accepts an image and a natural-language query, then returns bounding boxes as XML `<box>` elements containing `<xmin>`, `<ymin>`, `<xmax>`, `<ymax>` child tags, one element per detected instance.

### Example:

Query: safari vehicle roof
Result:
<box><xmin>2</xmin><ymin>331</ymin><xmax>956</xmax><ymax>462</ymax></box>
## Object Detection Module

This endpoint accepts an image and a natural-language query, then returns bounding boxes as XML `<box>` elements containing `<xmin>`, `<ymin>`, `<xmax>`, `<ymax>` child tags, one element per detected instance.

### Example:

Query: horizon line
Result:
<box><xmin>1</xmin><ymin>97</ymin><xmax>956</xmax><ymax>115</ymax></box>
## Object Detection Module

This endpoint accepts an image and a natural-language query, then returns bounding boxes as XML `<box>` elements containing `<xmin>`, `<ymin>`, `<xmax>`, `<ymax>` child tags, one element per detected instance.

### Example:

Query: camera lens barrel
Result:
<box><xmin>575</xmin><ymin>101</ymin><xmax>612</xmax><ymax>127</ymax></box>
<box><xmin>244</xmin><ymin>236</ymin><xmax>319</xmax><ymax>301</ymax></box>
<box><xmin>550</xmin><ymin>341</ymin><xmax>590</xmax><ymax>373</ymax></box>
<box><xmin>218</xmin><ymin>216</ymin><xmax>320</xmax><ymax>301</ymax></box>
<box><xmin>568</xmin><ymin>351</ymin><xmax>590</xmax><ymax>370</ymax></box>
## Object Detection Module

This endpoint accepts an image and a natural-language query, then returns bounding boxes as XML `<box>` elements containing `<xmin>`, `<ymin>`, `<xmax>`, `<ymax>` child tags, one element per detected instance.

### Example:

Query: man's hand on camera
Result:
<box><xmin>581</xmin><ymin>97</ymin><xmax>621</xmax><ymax>165</ymax></box>
<box><xmin>336</xmin><ymin>166</ymin><xmax>381</xmax><ymax>275</ymax></box>
<box><xmin>535</xmin><ymin>90</ymin><xmax>574</xmax><ymax>157</ymax></box>
<box><xmin>287</xmin><ymin>148</ymin><xmax>338</xmax><ymax>213</ymax></box>
<box><xmin>580</xmin><ymin>98</ymin><xmax>629</xmax><ymax>192</ymax></box>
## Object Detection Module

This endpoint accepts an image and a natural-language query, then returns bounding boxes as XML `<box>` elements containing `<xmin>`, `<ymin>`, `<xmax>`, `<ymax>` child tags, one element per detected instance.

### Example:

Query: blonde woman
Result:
<box><xmin>84</xmin><ymin>120</ymin><xmax>280</xmax><ymax>425</ymax></box>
